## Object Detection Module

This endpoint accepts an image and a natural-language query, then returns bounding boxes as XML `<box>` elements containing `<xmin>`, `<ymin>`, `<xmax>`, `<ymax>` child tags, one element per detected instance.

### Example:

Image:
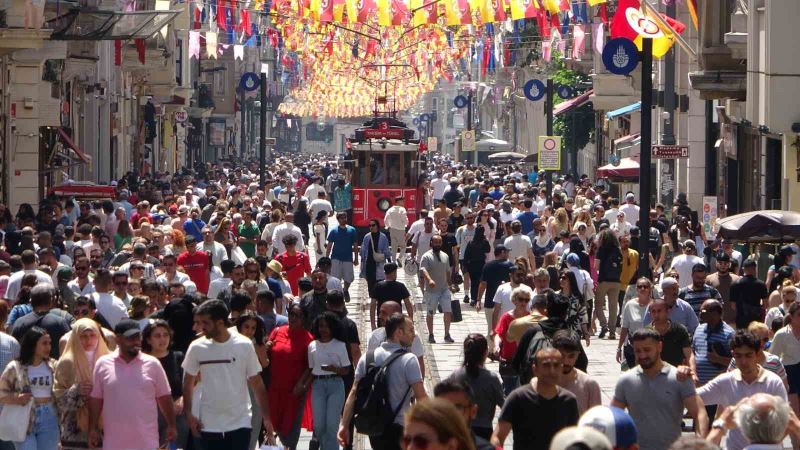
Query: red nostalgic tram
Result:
<box><xmin>347</xmin><ymin>115</ymin><xmax>425</xmax><ymax>233</ymax></box>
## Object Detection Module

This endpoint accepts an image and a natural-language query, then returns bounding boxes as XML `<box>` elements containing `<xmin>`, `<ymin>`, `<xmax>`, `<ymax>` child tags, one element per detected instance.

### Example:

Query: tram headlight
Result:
<box><xmin>377</xmin><ymin>198</ymin><xmax>391</xmax><ymax>212</ymax></box>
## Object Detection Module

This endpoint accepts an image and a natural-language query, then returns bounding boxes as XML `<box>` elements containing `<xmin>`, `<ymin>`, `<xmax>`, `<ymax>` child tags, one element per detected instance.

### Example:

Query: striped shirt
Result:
<box><xmin>679</xmin><ymin>284</ymin><xmax>722</xmax><ymax>317</ymax></box>
<box><xmin>0</xmin><ymin>332</ymin><xmax>20</xmax><ymax>375</ymax></box>
<box><xmin>693</xmin><ymin>321</ymin><xmax>736</xmax><ymax>385</ymax></box>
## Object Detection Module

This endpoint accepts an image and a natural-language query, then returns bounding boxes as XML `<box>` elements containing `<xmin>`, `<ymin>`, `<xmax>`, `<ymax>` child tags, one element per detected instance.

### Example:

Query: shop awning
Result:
<box><xmin>596</xmin><ymin>155</ymin><xmax>640</xmax><ymax>179</ymax></box>
<box><xmin>606</xmin><ymin>102</ymin><xmax>642</xmax><ymax>119</ymax></box>
<box><xmin>48</xmin><ymin>8</ymin><xmax>180</xmax><ymax>40</ymax></box>
<box><xmin>554</xmin><ymin>89</ymin><xmax>593</xmax><ymax>116</ymax></box>
<box><xmin>57</xmin><ymin>127</ymin><xmax>90</xmax><ymax>164</ymax></box>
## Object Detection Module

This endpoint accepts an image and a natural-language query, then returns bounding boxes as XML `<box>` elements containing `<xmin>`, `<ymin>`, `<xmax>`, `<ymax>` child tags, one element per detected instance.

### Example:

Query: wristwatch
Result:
<box><xmin>711</xmin><ymin>419</ymin><xmax>727</xmax><ymax>430</ymax></box>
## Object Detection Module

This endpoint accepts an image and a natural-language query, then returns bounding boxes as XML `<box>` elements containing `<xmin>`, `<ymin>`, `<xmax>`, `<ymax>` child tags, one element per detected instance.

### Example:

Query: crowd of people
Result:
<box><xmin>0</xmin><ymin>155</ymin><xmax>797</xmax><ymax>450</ymax></box>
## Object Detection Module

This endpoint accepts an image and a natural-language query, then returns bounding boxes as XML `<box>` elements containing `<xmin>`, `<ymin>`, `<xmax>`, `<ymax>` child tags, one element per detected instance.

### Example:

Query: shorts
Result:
<box><xmin>424</xmin><ymin>288</ymin><xmax>452</xmax><ymax>314</ymax></box>
<box><xmin>786</xmin><ymin>363</ymin><xmax>800</xmax><ymax>394</ymax></box>
<box><xmin>331</xmin><ymin>259</ymin><xmax>355</xmax><ymax>283</ymax></box>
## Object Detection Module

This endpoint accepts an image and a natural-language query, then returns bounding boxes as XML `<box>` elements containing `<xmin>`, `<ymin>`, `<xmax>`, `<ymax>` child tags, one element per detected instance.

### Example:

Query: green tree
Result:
<box><xmin>549</xmin><ymin>56</ymin><xmax>595</xmax><ymax>175</ymax></box>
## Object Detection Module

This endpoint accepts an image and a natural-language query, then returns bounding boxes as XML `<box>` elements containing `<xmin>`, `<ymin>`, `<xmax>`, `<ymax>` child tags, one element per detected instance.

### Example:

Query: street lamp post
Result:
<box><xmin>638</xmin><ymin>38</ymin><xmax>654</xmax><ymax>278</ymax></box>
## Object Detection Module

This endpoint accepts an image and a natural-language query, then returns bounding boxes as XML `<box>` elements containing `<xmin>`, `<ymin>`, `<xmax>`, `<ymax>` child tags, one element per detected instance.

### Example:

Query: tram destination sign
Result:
<box><xmin>355</xmin><ymin>118</ymin><xmax>415</xmax><ymax>141</ymax></box>
<box><xmin>651</xmin><ymin>145</ymin><xmax>689</xmax><ymax>159</ymax></box>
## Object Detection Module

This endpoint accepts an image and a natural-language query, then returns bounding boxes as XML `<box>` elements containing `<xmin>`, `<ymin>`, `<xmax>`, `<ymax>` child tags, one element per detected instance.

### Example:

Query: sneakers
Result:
<box><xmin>608</xmin><ymin>332</ymin><xmax>616</xmax><ymax>340</ymax></box>
<box><xmin>463</xmin><ymin>294</ymin><xmax>470</xmax><ymax>304</ymax></box>
<box><xmin>428</xmin><ymin>334</ymin><xmax>435</xmax><ymax>343</ymax></box>
<box><xmin>598</xmin><ymin>327</ymin><xmax>608</xmax><ymax>339</ymax></box>
<box><xmin>444</xmin><ymin>334</ymin><xmax>454</xmax><ymax>343</ymax></box>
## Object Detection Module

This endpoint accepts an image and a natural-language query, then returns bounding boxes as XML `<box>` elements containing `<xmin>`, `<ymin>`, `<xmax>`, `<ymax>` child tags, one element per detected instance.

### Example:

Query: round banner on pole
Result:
<box><xmin>453</xmin><ymin>95</ymin><xmax>469</xmax><ymax>109</ymax></box>
<box><xmin>602</xmin><ymin>38</ymin><xmax>640</xmax><ymax>75</ymax></box>
<box><xmin>419</xmin><ymin>113</ymin><xmax>430</xmax><ymax>122</ymax></box>
<box><xmin>239</xmin><ymin>72</ymin><xmax>261</xmax><ymax>92</ymax></box>
<box><xmin>556</xmin><ymin>85</ymin><xmax>574</xmax><ymax>99</ymax></box>
<box><xmin>523</xmin><ymin>79</ymin><xmax>546</xmax><ymax>102</ymax></box>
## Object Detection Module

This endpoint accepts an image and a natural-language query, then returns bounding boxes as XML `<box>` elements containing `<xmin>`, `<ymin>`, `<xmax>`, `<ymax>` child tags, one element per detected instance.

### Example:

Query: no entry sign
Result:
<box><xmin>538</xmin><ymin>136</ymin><xmax>561</xmax><ymax>170</ymax></box>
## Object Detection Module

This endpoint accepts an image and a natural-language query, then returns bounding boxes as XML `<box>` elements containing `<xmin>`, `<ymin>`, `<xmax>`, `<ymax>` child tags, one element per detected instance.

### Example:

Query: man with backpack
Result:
<box><xmin>338</xmin><ymin>313</ymin><xmax>427</xmax><ymax>450</ymax></box>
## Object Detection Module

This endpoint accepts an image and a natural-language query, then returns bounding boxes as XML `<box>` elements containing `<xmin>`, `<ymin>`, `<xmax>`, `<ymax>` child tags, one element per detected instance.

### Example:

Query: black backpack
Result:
<box><xmin>514</xmin><ymin>324</ymin><xmax>553</xmax><ymax>385</ymax></box>
<box><xmin>353</xmin><ymin>349</ymin><xmax>411</xmax><ymax>436</ymax></box>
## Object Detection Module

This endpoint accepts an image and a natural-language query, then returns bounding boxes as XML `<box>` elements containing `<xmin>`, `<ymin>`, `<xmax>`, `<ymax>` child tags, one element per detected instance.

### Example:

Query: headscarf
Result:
<box><xmin>54</xmin><ymin>318</ymin><xmax>112</xmax><ymax>432</ymax></box>
<box><xmin>54</xmin><ymin>318</ymin><xmax>111</xmax><ymax>396</ymax></box>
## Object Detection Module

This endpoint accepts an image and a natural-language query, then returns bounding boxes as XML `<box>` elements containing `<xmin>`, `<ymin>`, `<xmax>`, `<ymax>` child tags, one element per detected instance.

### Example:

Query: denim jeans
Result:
<box><xmin>200</xmin><ymin>427</ymin><xmax>251</xmax><ymax>450</ymax></box>
<box><xmin>15</xmin><ymin>403</ymin><xmax>59</xmax><ymax>450</ymax></box>
<box><xmin>311</xmin><ymin>377</ymin><xmax>345</xmax><ymax>450</ymax></box>
<box><xmin>501</xmin><ymin>375</ymin><xmax>519</xmax><ymax>396</ymax></box>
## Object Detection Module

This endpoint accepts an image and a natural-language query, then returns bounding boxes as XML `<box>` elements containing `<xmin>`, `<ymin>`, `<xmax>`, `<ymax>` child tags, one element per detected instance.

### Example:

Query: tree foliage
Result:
<box><xmin>549</xmin><ymin>56</ymin><xmax>595</xmax><ymax>158</ymax></box>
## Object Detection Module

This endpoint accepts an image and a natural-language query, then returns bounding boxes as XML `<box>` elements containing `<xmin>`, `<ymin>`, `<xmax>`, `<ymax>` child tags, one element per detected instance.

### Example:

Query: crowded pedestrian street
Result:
<box><xmin>3</xmin><ymin>0</ymin><xmax>800</xmax><ymax>450</ymax></box>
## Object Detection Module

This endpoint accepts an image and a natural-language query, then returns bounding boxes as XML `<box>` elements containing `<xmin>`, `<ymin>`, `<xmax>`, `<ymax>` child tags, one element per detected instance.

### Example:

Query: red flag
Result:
<box><xmin>357</xmin><ymin>0</ymin><xmax>376</xmax><ymax>22</ymax></box>
<box><xmin>549</xmin><ymin>11</ymin><xmax>559</xmax><ymax>29</ymax></box>
<box><xmin>481</xmin><ymin>38</ymin><xmax>490</xmax><ymax>76</ymax></box>
<box><xmin>135</xmin><ymin>39</ymin><xmax>146</xmax><ymax>64</ymax></box>
<box><xmin>558</xmin><ymin>0</ymin><xmax>568</xmax><ymax>11</ymax></box>
<box><xmin>598</xmin><ymin>3</ymin><xmax>608</xmax><ymax>25</ymax></box>
<box><xmin>217</xmin><ymin>0</ymin><xmax>228</xmax><ymax>31</ymax></box>
<box><xmin>320</xmin><ymin>0</ymin><xmax>334</xmax><ymax>22</ymax></box>
<box><xmin>114</xmin><ymin>40</ymin><xmax>122</xmax><ymax>66</ymax></box>
<box><xmin>610</xmin><ymin>0</ymin><xmax>639</xmax><ymax>41</ymax></box>
<box><xmin>537</xmin><ymin>8</ymin><xmax>550</xmax><ymax>37</ymax></box>
<box><xmin>460</xmin><ymin>0</ymin><xmax>472</xmax><ymax>24</ymax></box>
<box><xmin>391</xmin><ymin>0</ymin><xmax>410</xmax><ymax>25</ymax></box>
<box><xmin>493</xmin><ymin>0</ymin><xmax>506</xmax><ymax>21</ymax></box>
<box><xmin>523</xmin><ymin>0</ymin><xmax>537</xmax><ymax>19</ymax></box>
<box><xmin>240</xmin><ymin>9</ymin><xmax>251</xmax><ymax>34</ymax></box>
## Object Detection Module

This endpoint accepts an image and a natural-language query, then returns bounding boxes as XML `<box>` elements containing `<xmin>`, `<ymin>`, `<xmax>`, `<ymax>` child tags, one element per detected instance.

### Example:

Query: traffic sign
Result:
<box><xmin>453</xmin><ymin>95</ymin><xmax>469</xmax><ymax>109</ymax></box>
<box><xmin>602</xmin><ymin>38</ymin><xmax>640</xmax><ymax>75</ymax></box>
<box><xmin>264</xmin><ymin>137</ymin><xmax>276</xmax><ymax>146</ymax></box>
<box><xmin>239</xmin><ymin>72</ymin><xmax>261</xmax><ymax>92</ymax></box>
<box><xmin>173</xmin><ymin>110</ymin><xmax>188</xmax><ymax>123</ymax></box>
<box><xmin>651</xmin><ymin>145</ymin><xmax>689</xmax><ymax>159</ymax></box>
<box><xmin>556</xmin><ymin>85</ymin><xmax>574</xmax><ymax>99</ymax></box>
<box><xmin>523</xmin><ymin>79</ymin><xmax>546</xmax><ymax>102</ymax></box>
<box><xmin>461</xmin><ymin>130</ymin><xmax>475</xmax><ymax>152</ymax></box>
<box><xmin>537</xmin><ymin>136</ymin><xmax>561</xmax><ymax>170</ymax></box>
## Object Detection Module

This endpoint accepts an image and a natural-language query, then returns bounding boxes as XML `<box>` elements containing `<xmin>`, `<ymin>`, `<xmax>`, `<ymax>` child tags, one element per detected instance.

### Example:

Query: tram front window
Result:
<box><xmin>370</xmin><ymin>154</ymin><xmax>385</xmax><ymax>184</ymax></box>
<box><xmin>386</xmin><ymin>153</ymin><xmax>401</xmax><ymax>185</ymax></box>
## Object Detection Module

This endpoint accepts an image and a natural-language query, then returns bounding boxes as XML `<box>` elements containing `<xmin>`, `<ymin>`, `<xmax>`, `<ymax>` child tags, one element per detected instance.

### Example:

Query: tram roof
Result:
<box><xmin>351</xmin><ymin>140</ymin><xmax>420</xmax><ymax>152</ymax></box>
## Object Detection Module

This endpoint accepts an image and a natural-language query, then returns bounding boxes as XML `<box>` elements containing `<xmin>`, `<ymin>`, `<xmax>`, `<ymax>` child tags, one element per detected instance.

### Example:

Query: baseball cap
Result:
<box><xmin>579</xmin><ymin>406</ymin><xmax>638</xmax><ymax>449</ymax></box>
<box><xmin>625</xmin><ymin>193</ymin><xmax>635</xmax><ymax>201</ymax></box>
<box><xmin>566</xmin><ymin>253</ymin><xmax>580</xmax><ymax>267</ymax></box>
<box><xmin>715</xmin><ymin>252</ymin><xmax>731</xmax><ymax>262</ymax></box>
<box><xmin>114</xmin><ymin>319</ymin><xmax>142</xmax><ymax>337</ymax></box>
<box><xmin>550</xmin><ymin>426</ymin><xmax>612</xmax><ymax>450</ymax></box>
<box><xmin>780</xmin><ymin>245</ymin><xmax>797</xmax><ymax>255</ymax></box>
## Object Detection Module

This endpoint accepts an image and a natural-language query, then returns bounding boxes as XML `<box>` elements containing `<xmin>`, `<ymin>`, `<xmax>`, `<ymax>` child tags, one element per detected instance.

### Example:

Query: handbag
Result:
<box><xmin>450</xmin><ymin>298</ymin><xmax>463</xmax><ymax>322</ymax></box>
<box><xmin>0</xmin><ymin>363</ymin><xmax>32</xmax><ymax>444</ymax></box>
<box><xmin>370</xmin><ymin>234</ymin><xmax>385</xmax><ymax>263</ymax></box>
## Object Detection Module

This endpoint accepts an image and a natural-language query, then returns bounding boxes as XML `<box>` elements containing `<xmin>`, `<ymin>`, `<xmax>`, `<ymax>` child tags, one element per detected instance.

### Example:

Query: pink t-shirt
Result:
<box><xmin>91</xmin><ymin>350</ymin><xmax>171</xmax><ymax>450</ymax></box>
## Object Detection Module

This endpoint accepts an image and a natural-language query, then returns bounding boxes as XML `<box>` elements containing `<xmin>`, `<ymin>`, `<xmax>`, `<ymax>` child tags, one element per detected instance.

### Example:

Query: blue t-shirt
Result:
<box><xmin>183</xmin><ymin>219</ymin><xmax>206</xmax><ymax>242</ymax></box>
<box><xmin>327</xmin><ymin>226</ymin><xmax>357</xmax><ymax>261</ymax></box>
<box><xmin>515</xmin><ymin>211</ymin><xmax>539</xmax><ymax>235</ymax></box>
<box><xmin>528</xmin><ymin>171</ymin><xmax>538</xmax><ymax>184</ymax></box>
<box><xmin>488</xmin><ymin>189</ymin><xmax>504</xmax><ymax>201</ymax></box>
<box><xmin>468</xmin><ymin>189</ymin><xmax>480</xmax><ymax>208</ymax></box>
<box><xmin>266</xmin><ymin>278</ymin><xmax>283</xmax><ymax>298</ymax></box>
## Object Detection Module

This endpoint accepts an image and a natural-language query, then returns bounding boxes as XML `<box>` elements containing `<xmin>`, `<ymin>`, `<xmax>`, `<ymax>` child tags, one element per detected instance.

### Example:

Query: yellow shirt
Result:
<box><xmin>507</xmin><ymin>311</ymin><xmax>548</xmax><ymax>343</ymax></box>
<box><xmin>620</xmin><ymin>248</ymin><xmax>640</xmax><ymax>286</ymax></box>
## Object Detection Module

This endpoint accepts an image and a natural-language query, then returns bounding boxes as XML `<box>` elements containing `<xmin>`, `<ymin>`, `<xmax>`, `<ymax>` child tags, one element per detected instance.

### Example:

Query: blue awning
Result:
<box><xmin>606</xmin><ymin>102</ymin><xmax>642</xmax><ymax>119</ymax></box>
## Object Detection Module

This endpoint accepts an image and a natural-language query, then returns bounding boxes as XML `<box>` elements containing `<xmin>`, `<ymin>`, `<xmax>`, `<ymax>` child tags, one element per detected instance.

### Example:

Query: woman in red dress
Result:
<box><xmin>275</xmin><ymin>234</ymin><xmax>312</xmax><ymax>296</ymax></box>
<box><xmin>266</xmin><ymin>303</ymin><xmax>313</xmax><ymax>449</ymax></box>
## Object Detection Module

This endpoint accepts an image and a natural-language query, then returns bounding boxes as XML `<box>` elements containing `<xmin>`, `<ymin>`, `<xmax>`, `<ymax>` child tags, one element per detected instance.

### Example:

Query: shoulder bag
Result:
<box><xmin>0</xmin><ymin>362</ymin><xmax>33</xmax><ymax>442</ymax></box>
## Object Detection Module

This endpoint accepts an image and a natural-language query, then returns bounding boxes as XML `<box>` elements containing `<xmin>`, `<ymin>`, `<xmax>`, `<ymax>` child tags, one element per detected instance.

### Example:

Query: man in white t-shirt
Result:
<box><xmin>618</xmin><ymin>193</ymin><xmax>640</xmax><ymax>228</ymax></box>
<box><xmin>430</xmin><ymin>171</ymin><xmax>449</xmax><ymax>204</ymax></box>
<box><xmin>366</xmin><ymin>301</ymin><xmax>425</xmax><ymax>377</ymax></box>
<box><xmin>182</xmin><ymin>299</ymin><xmax>274</xmax><ymax>450</ymax></box>
<box><xmin>670</xmin><ymin>240</ymin><xmax>705</xmax><ymax>288</ymax></box>
<box><xmin>503</xmin><ymin>220</ymin><xmax>536</xmax><ymax>268</ymax></box>
<box><xmin>309</xmin><ymin>191</ymin><xmax>334</xmax><ymax>220</ymax></box>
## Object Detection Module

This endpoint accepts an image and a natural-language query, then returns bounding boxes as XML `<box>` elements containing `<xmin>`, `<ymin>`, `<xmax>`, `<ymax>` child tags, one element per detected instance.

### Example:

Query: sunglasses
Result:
<box><xmin>636</xmin><ymin>285</ymin><xmax>650</xmax><ymax>290</ymax></box>
<box><xmin>402</xmin><ymin>434</ymin><xmax>433</xmax><ymax>449</ymax></box>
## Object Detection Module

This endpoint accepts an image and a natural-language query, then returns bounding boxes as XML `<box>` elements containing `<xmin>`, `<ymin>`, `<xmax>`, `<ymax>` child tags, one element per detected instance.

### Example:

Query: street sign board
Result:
<box><xmin>537</xmin><ymin>136</ymin><xmax>561</xmax><ymax>170</ymax></box>
<box><xmin>453</xmin><ymin>95</ymin><xmax>469</xmax><ymax>108</ymax></box>
<box><xmin>524</xmin><ymin>79</ymin><xmax>546</xmax><ymax>102</ymax></box>
<box><xmin>264</xmin><ymin>137</ymin><xmax>276</xmax><ymax>146</ymax></box>
<box><xmin>239</xmin><ymin>72</ymin><xmax>261</xmax><ymax>92</ymax></box>
<box><xmin>557</xmin><ymin>85</ymin><xmax>574</xmax><ymax>99</ymax></box>
<box><xmin>173</xmin><ymin>110</ymin><xmax>188</xmax><ymax>123</ymax></box>
<box><xmin>602</xmin><ymin>38</ymin><xmax>640</xmax><ymax>75</ymax></box>
<box><xmin>651</xmin><ymin>145</ymin><xmax>689</xmax><ymax>159</ymax></box>
<box><xmin>461</xmin><ymin>130</ymin><xmax>475</xmax><ymax>152</ymax></box>
<box><xmin>427</xmin><ymin>137</ymin><xmax>438</xmax><ymax>152</ymax></box>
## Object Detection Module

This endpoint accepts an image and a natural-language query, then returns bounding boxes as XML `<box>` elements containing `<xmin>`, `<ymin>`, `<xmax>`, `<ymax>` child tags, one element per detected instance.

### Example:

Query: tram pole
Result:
<box><xmin>638</xmin><ymin>38</ymin><xmax>653</xmax><ymax>278</ymax></box>
<box><xmin>259</xmin><ymin>72</ymin><xmax>267</xmax><ymax>190</ymax></box>
<box><xmin>545</xmin><ymin>78</ymin><xmax>554</xmax><ymax>206</ymax></box>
